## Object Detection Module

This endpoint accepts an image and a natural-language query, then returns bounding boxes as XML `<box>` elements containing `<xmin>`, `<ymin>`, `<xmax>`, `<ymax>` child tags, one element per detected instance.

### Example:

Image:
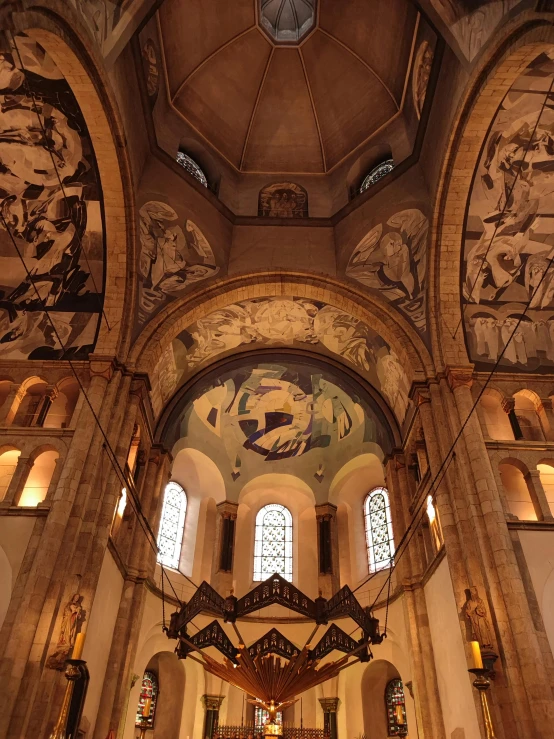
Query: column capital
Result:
<box><xmin>446</xmin><ymin>366</ymin><xmax>474</xmax><ymax>391</ymax></box>
<box><xmin>501</xmin><ymin>398</ymin><xmax>515</xmax><ymax>414</ymax></box>
<box><xmin>315</xmin><ymin>503</ymin><xmax>337</xmax><ymax>521</ymax></box>
<box><xmin>88</xmin><ymin>355</ymin><xmax>119</xmax><ymax>381</ymax></box>
<box><xmin>319</xmin><ymin>698</ymin><xmax>340</xmax><ymax>713</ymax></box>
<box><xmin>216</xmin><ymin>500</ymin><xmax>238</xmax><ymax>519</ymax></box>
<box><xmin>149</xmin><ymin>444</ymin><xmax>172</xmax><ymax>466</ymax></box>
<box><xmin>130</xmin><ymin>373</ymin><xmax>151</xmax><ymax>398</ymax></box>
<box><xmin>409</xmin><ymin>381</ymin><xmax>431</xmax><ymax>405</ymax></box>
<box><xmin>202</xmin><ymin>695</ymin><xmax>224</xmax><ymax>710</ymax></box>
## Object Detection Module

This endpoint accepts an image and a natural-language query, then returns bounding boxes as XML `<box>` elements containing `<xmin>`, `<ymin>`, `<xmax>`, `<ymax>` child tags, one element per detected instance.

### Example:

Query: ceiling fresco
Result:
<box><xmin>149</xmin><ymin>297</ymin><xmax>411</xmax><ymax>424</ymax></box>
<box><xmin>0</xmin><ymin>35</ymin><xmax>105</xmax><ymax>360</ymax></box>
<box><xmin>162</xmin><ymin>358</ymin><xmax>394</xmax><ymax>488</ymax></box>
<box><xmin>462</xmin><ymin>51</ymin><xmax>554</xmax><ymax>372</ymax></box>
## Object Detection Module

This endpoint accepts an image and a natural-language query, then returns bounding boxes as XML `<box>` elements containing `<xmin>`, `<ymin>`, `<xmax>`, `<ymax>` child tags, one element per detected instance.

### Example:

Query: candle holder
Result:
<box><xmin>49</xmin><ymin>659</ymin><xmax>85</xmax><ymax>739</ymax></box>
<box><xmin>469</xmin><ymin>668</ymin><xmax>497</xmax><ymax>739</ymax></box>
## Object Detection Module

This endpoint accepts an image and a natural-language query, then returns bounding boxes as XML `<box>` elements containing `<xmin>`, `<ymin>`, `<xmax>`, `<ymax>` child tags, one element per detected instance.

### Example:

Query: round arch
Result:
<box><xmin>10</xmin><ymin>8</ymin><xmax>136</xmax><ymax>357</ymax></box>
<box><xmin>431</xmin><ymin>18</ymin><xmax>554</xmax><ymax>370</ymax></box>
<box><xmin>129</xmin><ymin>272</ymin><xmax>434</xmax><ymax>381</ymax></box>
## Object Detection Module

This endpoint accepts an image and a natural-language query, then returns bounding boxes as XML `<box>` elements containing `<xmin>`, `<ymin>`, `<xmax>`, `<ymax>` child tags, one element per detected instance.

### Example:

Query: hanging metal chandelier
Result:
<box><xmin>165</xmin><ymin>574</ymin><xmax>384</xmax><ymax>722</ymax></box>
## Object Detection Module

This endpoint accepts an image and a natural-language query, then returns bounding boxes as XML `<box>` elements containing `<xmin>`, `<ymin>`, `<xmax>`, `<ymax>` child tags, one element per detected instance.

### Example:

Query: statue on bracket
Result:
<box><xmin>464</xmin><ymin>586</ymin><xmax>494</xmax><ymax>648</ymax></box>
<box><xmin>46</xmin><ymin>593</ymin><xmax>86</xmax><ymax>670</ymax></box>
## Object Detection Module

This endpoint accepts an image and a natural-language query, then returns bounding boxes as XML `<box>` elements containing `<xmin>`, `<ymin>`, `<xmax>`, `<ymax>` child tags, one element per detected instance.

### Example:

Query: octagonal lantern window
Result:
<box><xmin>259</xmin><ymin>0</ymin><xmax>317</xmax><ymax>44</ymax></box>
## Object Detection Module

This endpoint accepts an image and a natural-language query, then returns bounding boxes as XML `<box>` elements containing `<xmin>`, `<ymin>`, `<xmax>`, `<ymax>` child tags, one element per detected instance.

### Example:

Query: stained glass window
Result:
<box><xmin>385</xmin><ymin>678</ymin><xmax>407</xmax><ymax>736</ymax></box>
<box><xmin>364</xmin><ymin>487</ymin><xmax>395</xmax><ymax>572</ymax></box>
<box><xmin>135</xmin><ymin>670</ymin><xmax>159</xmax><ymax>728</ymax></box>
<box><xmin>255</xmin><ymin>707</ymin><xmax>283</xmax><ymax>727</ymax></box>
<box><xmin>157</xmin><ymin>481</ymin><xmax>187</xmax><ymax>570</ymax></box>
<box><xmin>176</xmin><ymin>151</ymin><xmax>208</xmax><ymax>188</ymax></box>
<box><xmin>253</xmin><ymin>504</ymin><xmax>293</xmax><ymax>582</ymax></box>
<box><xmin>117</xmin><ymin>487</ymin><xmax>127</xmax><ymax>517</ymax></box>
<box><xmin>360</xmin><ymin>159</ymin><xmax>394</xmax><ymax>193</ymax></box>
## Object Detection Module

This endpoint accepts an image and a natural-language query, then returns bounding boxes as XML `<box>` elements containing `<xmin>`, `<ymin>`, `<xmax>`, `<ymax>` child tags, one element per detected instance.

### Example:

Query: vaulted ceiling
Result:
<box><xmin>158</xmin><ymin>0</ymin><xmax>419</xmax><ymax>173</ymax></box>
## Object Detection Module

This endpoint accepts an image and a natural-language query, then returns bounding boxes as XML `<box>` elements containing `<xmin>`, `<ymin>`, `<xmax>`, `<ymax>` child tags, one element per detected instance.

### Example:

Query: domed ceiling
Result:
<box><xmin>158</xmin><ymin>0</ymin><xmax>420</xmax><ymax>173</ymax></box>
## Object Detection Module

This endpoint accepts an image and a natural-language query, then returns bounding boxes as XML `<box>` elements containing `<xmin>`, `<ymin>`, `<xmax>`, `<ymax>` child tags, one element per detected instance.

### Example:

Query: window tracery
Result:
<box><xmin>385</xmin><ymin>678</ymin><xmax>407</xmax><ymax>736</ymax></box>
<box><xmin>176</xmin><ymin>151</ymin><xmax>208</xmax><ymax>188</ymax></box>
<box><xmin>253</xmin><ymin>504</ymin><xmax>293</xmax><ymax>582</ymax></box>
<box><xmin>135</xmin><ymin>670</ymin><xmax>158</xmax><ymax>729</ymax></box>
<box><xmin>364</xmin><ymin>487</ymin><xmax>395</xmax><ymax>572</ymax></box>
<box><xmin>360</xmin><ymin>159</ymin><xmax>394</xmax><ymax>193</ymax></box>
<box><xmin>157</xmin><ymin>481</ymin><xmax>187</xmax><ymax>570</ymax></box>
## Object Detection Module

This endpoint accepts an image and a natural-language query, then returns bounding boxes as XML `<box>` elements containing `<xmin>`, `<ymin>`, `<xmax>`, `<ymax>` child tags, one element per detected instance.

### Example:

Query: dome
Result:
<box><xmin>259</xmin><ymin>0</ymin><xmax>317</xmax><ymax>44</ymax></box>
<box><xmin>158</xmin><ymin>0</ymin><xmax>419</xmax><ymax>173</ymax></box>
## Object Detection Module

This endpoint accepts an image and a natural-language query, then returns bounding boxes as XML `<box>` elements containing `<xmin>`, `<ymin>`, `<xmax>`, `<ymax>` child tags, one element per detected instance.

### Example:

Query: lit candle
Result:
<box><xmin>470</xmin><ymin>641</ymin><xmax>483</xmax><ymax>669</ymax></box>
<box><xmin>143</xmin><ymin>697</ymin><xmax>152</xmax><ymax>717</ymax></box>
<box><xmin>72</xmin><ymin>632</ymin><xmax>85</xmax><ymax>660</ymax></box>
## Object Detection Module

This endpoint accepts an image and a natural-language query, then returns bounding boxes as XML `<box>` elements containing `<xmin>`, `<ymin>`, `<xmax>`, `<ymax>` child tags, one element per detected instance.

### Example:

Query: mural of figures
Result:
<box><xmin>137</xmin><ymin>200</ymin><xmax>218</xmax><ymax>327</ymax></box>
<box><xmin>168</xmin><ymin>360</ymin><xmax>393</xmax><ymax>482</ymax></box>
<box><xmin>0</xmin><ymin>35</ymin><xmax>105</xmax><ymax>360</ymax></box>
<box><xmin>142</xmin><ymin>39</ymin><xmax>160</xmax><ymax>102</ymax></box>
<box><xmin>430</xmin><ymin>0</ymin><xmax>521</xmax><ymax>62</ymax></box>
<box><xmin>412</xmin><ymin>41</ymin><xmax>434</xmax><ymax>119</ymax></box>
<box><xmin>462</xmin><ymin>51</ymin><xmax>554</xmax><ymax>371</ymax></box>
<box><xmin>149</xmin><ymin>296</ymin><xmax>412</xmax><ymax>423</ymax></box>
<box><xmin>346</xmin><ymin>209</ymin><xmax>429</xmax><ymax>334</ymax></box>
<box><xmin>258</xmin><ymin>183</ymin><xmax>308</xmax><ymax>218</ymax></box>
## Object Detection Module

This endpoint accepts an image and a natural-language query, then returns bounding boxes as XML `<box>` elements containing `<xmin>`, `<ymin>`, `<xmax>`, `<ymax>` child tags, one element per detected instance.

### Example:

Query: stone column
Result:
<box><xmin>202</xmin><ymin>695</ymin><xmax>224</xmax><ymax>739</ymax></box>
<box><xmin>34</xmin><ymin>385</ymin><xmax>58</xmax><ymax>427</ymax></box>
<box><xmin>315</xmin><ymin>503</ymin><xmax>339</xmax><ymax>597</ymax></box>
<box><xmin>538</xmin><ymin>398</ymin><xmax>554</xmax><ymax>442</ymax></box>
<box><xmin>0</xmin><ymin>455</ymin><xmax>32</xmax><ymax>507</ymax></box>
<box><xmin>319</xmin><ymin>698</ymin><xmax>339</xmax><ymax>739</ymax></box>
<box><xmin>501</xmin><ymin>398</ymin><xmax>522</xmax><ymax>440</ymax></box>
<box><xmin>525</xmin><ymin>469</ymin><xmax>554</xmax><ymax>521</ymax></box>
<box><xmin>447</xmin><ymin>367</ymin><xmax>554</xmax><ymax>737</ymax></box>
<box><xmin>212</xmin><ymin>501</ymin><xmax>238</xmax><ymax>595</ymax></box>
<box><xmin>0</xmin><ymin>382</ymin><xmax>22</xmax><ymax>425</ymax></box>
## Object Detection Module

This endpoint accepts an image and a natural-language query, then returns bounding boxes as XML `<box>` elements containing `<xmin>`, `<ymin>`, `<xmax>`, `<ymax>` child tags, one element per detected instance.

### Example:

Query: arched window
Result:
<box><xmin>135</xmin><ymin>670</ymin><xmax>158</xmax><ymax>729</ymax></box>
<box><xmin>253</xmin><ymin>504</ymin><xmax>293</xmax><ymax>582</ymax></box>
<box><xmin>176</xmin><ymin>151</ymin><xmax>208</xmax><ymax>188</ymax></box>
<box><xmin>364</xmin><ymin>487</ymin><xmax>395</xmax><ymax>572</ymax></box>
<box><xmin>255</xmin><ymin>706</ymin><xmax>283</xmax><ymax>727</ymax></box>
<box><xmin>157</xmin><ymin>481</ymin><xmax>187</xmax><ymax>569</ymax></box>
<box><xmin>385</xmin><ymin>678</ymin><xmax>408</xmax><ymax>736</ymax></box>
<box><xmin>360</xmin><ymin>159</ymin><xmax>394</xmax><ymax>193</ymax></box>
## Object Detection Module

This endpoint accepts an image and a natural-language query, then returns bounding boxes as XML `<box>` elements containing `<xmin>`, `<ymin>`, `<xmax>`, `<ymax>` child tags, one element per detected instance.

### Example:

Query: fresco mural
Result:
<box><xmin>412</xmin><ymin>41</ymin><xmax>434</xmax><ymax>119</ymax></box>
<box><xmin>149</xmin><ymin>297</ymin><xmax>411</xmax><ymax>424</ymax></box>
<box><xmin>70</xmin><ymin>0</ymin><xmax>149</xmax><ymax>61</ymax></box>
<box><xmin>430</xmin><ymin>0</ymin><xmax>522</xmax><ymax>62</ymax></box>
<box><xmin>165</xmin><ymin>359</ymin><xmax>394</xmax><ymax>485</ymax></box>
<box><xmin>142</xmin><ymin>39</ymin><xmax>160</xmax><ymax>103</ymax></box>
<box><xmin>346</xmin><ymin>209</ymin><xmax>429</xmax><ymax>334</ymax></box>
<box><xmin>258</xmin><ymin>183</ymin><xmax>308</xmax><ymax>218</ymax></box>
<box><xmin>0</xmin><ymin>35</ymin><xmax>105</xmax><ymax>360</ymax></box>
<box><xmin>462</xmin><ymin>51</ymin><xmax>554</xmax><ymax>372</ymax></box>
<box><xmin>137</xmin><ymin>200</ymin><xmax>218</xmax><ymax>328</ymax></box>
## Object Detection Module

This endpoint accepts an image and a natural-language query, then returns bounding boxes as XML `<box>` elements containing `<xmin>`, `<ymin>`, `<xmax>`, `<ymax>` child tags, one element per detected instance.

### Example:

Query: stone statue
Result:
<box><xmin>46</xmin><ymin>593</ymin><xmax>86</xmax><ymax>670</ymax></box>
<box><xmin>464</xmin><ymin>586</ymin><xmax>494</xmax><ymax>648</ymax></box>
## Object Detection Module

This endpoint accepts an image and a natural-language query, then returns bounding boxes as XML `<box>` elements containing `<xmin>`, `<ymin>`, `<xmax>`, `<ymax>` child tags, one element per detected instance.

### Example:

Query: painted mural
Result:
<box><xmin>70</xmin><ymin>0</ymin><xmax>149</xmax><ymax>61</ymax></box>
<box><xmin>149</xmin><ymin>297</ymin><xmax>411</xmax><ymax>424</ymax></box>
<box><xmin>462</xmin><ymin>51</ymin><xmax>554</xmax><ymax>372</ymax></box>
<box><xmin>138</xmin><ymin>200</ymin><xmax>218</xmax><ymax>328</ymax></box>
<box><xmin>258</xmin><ymin>183</ymin><xmax>308</xmax><ymax>218</ymax></box>
<box><xmin>412</xmin><ymin>41</ymin><xmax>434</xmax><ymax>120</ymax></box>
<box><xmin>167</xmin><ymin>360</ymin><xmax>393</xmax><ymax>484</ymax></box>
<box><xmin>142</xmin><ymin>39</ymin><xmax>160</xmax><ymax>103</ymax></box>
<box><xmin>0</xmin><ymin>35</ymin><xmax>105</xmax><ymax>360</ymax></box>
<box><xmin>346</xmin><ymin>209</ymin><xmax>428</xmax><ymax>334</ymax></box>
<box><xmin>430</xmin><ymin>0</ymin><xmax>522</xmax><ymax>62</ymax></box>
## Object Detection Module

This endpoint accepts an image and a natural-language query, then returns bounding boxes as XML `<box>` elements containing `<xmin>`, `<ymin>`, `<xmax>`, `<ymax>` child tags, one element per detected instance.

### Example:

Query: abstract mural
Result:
<box><xmin>412</xmin><ymin>41</ymin><xmax>434</xmax><ymax>120</ymax></box>
<box><xmin>346</xmin><ymin>209</ymin><xmax>429</xmax><ymax>334</ymax></box>
<box><xmin>137</xmin><ymin>200</ymin><xmax>218</xmax><ymax>328</ymax></box>
<box><xmin>0</xmin><ymin>35</ymin><xmax>105</xmax><ymax>360</ymax></box>
<box><xmin>462</xmin><ymin>51</ymin><xmax>554</xmax><ymax>372</ymax></box>
<box><xmin>166</xmin><ymin>359</ymin><xmax>393</xmax><ymax>484</ymax></box>
<box><xmin>149</xmin><ymin>297</ymin><xmax>411</xmax><ymax>424</ymax></box>
<box><xmin>258</xmin><ymin>183</ymin><xmax>308</xmax><ymax>218</ymax></box>
<box><xmin>70</xmin><ymin>0</ymin><xmax>148</xmax><ymax>61</ymax></box>
<box><xmin>142</xmin><ymin>39</ymin><xmax>160</xmax><ymax>103</ymax></box>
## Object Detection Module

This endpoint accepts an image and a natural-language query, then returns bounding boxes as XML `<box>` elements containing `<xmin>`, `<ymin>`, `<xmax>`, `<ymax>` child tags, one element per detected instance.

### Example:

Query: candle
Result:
<box><xmin>72</xmin><ymin>632</ymin><xmax>85</xmax><ymax>660</ymax></box>
<box><xmin>143</xmin><ymin>697</ymin><xmax>152</xmax><ymax>717</ymax></box>
<box><xmin>470</xmin><ymin>641</ymin><xmax>483</xmax><ymax>669</ymax></box>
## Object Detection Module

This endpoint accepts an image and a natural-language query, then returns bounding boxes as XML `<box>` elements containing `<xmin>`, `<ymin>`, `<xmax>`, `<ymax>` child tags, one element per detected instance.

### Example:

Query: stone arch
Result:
<box><xmin>130</xmin><ymin>273</ymin><xmax>434</xmax><ymax>383</ymax></box>
<box><xmin>498</xmin><ymin>456</ymin><xmax>537</xmax><ymax>521</ymax></box>
<box><xmin>10</xmin><ymin>9</ymin><xmax>136</xmax><ymax>357</ymax></box>
<box><xmin>479</xmin><ymin>387</ymin><xmax>514</xmax><ymax>440</ymax></box>
<box><xmin>18</xmin><ymin>444</ymin><xmax>61</xmax><ymax>507</ymax></box>
<box><xmin>0</xmin><ymin>544</ymin><xmax>11</xmax><ymax>632</ymax></box>
<box><xmin>360</xmin><ymin>659</ymin><xmax>404</xmax><ymax>738</ymax></box>
<box><xmin>513</xmin><ymin>390</ymin><xmax>546</xmax><ymax>442</ymax></box>
<box><xmin>142</xmin><ymin>651</ymin><xmax>186</xmax><ymax>739</ymax></box>
<box><xmin>44</xmin><ymin>377</ymin><xmax>80</xmax><ymax>429</ymax></box>
<box><xmin>431</xmin><ymin>18</ymin><xmax>554</xmax><ymax>370</ymax></box>
<box><xmin>0</xmin><ymin>447</ymin><xmax>21</xmax><ymax>502</ymax></box>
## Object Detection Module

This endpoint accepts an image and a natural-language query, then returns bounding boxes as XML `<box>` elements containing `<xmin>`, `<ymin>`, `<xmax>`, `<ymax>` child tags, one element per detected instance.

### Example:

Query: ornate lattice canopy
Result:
<box><xmin>165</xmin><ymin>574</ymin><xmax>384</xmax><ymax>713</ymax></box>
